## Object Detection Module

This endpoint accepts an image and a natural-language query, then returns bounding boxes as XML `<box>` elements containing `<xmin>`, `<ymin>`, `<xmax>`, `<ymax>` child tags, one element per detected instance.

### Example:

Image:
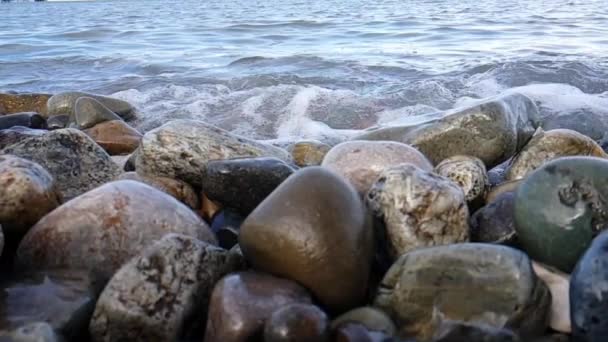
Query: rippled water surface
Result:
<box><xmin>1</xmin><ymin>0</ymin><xmax>608</xmax><ymax>140</ymax></box>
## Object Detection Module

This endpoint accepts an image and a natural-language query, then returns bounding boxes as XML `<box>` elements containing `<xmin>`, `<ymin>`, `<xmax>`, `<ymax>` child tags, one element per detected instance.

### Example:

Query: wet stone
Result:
<box><xmin>331</xmin><ymin>307</ymin><xmax>396</xmax><ymax>336</ymax></box>
<box><xmin>71</xmin><ymin>97</ymin><xmax>123</xmax><ymax>130</ymax></box>
<box><xmin>46</xmin><ymin>115</ymin><xmax>69</xmax><ymax>131</ymax></box>
<box><xmin>89</xmin><ymin>234</ymin><xmax>243</xmax><ymax>342</ymax></box>
<box><xmin>355</xmin><ymin>92</ymin><xmax>539</xmax><ymax>168</ymax></box>
<box><xmin>46</xmin><ymin>92</ymin><xmax>135</xmax><ymax>120</ymax></box>
<box><xmin>366</xmin><ymin>163</ymin><xmax>469</xmax><ymax>260</ymax></box>
<box><xmin>470</xmin><ymin>192</ymin><xmax>517</xmax><ymax>245</ymax></box>
<box><xmin>117</xmin><ymin>172</ymin><xmax>199</xmax><ymax>209</ymax></box>
<box><xmin>239</xmin><ymin>167</ymin><xmax>374</xmax><ymax>313</ymax></box>
<box><xmin>202</xmin><ymin>157</ymin><xmax>296</xmax><ymax>216</ymax></box>
<box><xmin>432</xmin><ymin>321</ymin><xmax>520</xmax><ymax>342</ymax></box>
<box><xmin>15</xmin><ymin>180</ymin><xmax>217</xmax><ymax>284</ymax></box>
<box><xmin>0</xmin><ymin>93</ymin><xmax>52</xmax><ymax>116</ymax></box>
<box><xmin>322</xmin><ymin>140</ymin><xmax>433</xmax><ymax>195</ymax></box>
<box><xmin>570</xmin><ymin>231</ymin><xmax>608</xmax><ymax>341</ymax></box>
<box><xmin>211</xmin><ymin>209</ymin><xmax>245</xmax><ymax>250</ymax></box>
<box><xmin>374</xmin><ymin>243</ymin><xmax>551</xmax><ymax>341</ymax></box>
<box><xmin>204</xmin><ymin>271</ymin><xmax>312</xmax><ymax>341</ymax></box>
<box><xmin>1</xmin><ymin>129</ymin><xmax>121</xmax><ymax>200</ymax></box>
<box><xmin>506</xmin><ymin>128</ymin><xmax>607</xmax><ymax>181</ymax></box>
<box><xmin>434</xmin><ymin>155</ymin><xmax>489</xmax><ymax>207</ymax></box>
<box><xmin>0</xmin><ymin>322</ymin><xmax>62</xmax><ymax>342</ymax></box>
<box><xmin>0</xmin><ymin>155</ymin><xmax>61</xmax><ymax>237</ymax></box>
<box><xmin>515</xmin><ymin>156</ymin><xmax>608</xmax><ymax>272</ymax></box>
<box><xmin>0</xmin><ymin>270</ymin><xmax>97</xmax><ymax>340</ymax></box>
<box><xmin>0</xmin><ymin>127</ymin><xmax>46</xmax><ymax>150</ymax></box>
<box><xmin>136</xmin><ymin>119</ymin><xmax>291</xmax><ymax>187</ymax></box>
<box><xmin>83</xmin><ymin>120</ymin><xmax>142</xmax><ymax>155</ymax></box>
<box><xmin>287</xmin><ymin>140</ymin><xmax>331</xmax><ymax>167</ymax></box>
<box><xmin>0</xmin><ymin>113</ymin><xmax>47</xmax><ymax>130</ymax></box>
<box><xmin>263</xmin><ymin>303</ymin><xmax>330</xmax><ymax>342</ymax></box>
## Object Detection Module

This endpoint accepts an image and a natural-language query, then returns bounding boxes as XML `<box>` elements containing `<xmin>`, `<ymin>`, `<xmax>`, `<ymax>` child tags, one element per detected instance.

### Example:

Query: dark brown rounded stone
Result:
<box><xmin>239</xmin><ymin>167</ymin><xmax>374</xmax><ymax>313</ymax></box>
<box><xmin>264</xmin><ymin>303</ymin><xmax>329</xmax><ymax>342</ymax></box>
<box><xmin>204</xmin><ymin>271</ymin><xmax>312</xmax><ymax>341</ymax></box>
<box><xmin>470</xmin><ymin>192</ymin><xmax>517</xmax><ymax>245</ymax></box>
<box><xmin>15</xmin><ymin>180</ymin><xmax>216</xmax><ymax>284</ymax></box>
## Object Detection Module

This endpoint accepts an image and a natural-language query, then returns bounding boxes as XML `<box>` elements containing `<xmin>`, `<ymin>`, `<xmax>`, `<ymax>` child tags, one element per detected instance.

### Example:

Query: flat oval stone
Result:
<box><xmin>331</xmin><ymin>307</ymin><xmax>396</xmax><ymax>336</ymax></box>
<box><xmin>435</xmin><ymin>155</ymin><xmax>489</xmax><ymax>206</ymax></box>
<box><xmin>355</xmin><ymin>92</ymin><xmax>539</xmax><ymax>168</ymax></box>
<box><xmin>0</xmin><ymin>113</ymin><xmax>47</xmax><ymax>130</ymax></box>
<box><xmin>0</xmin><ymin>270</ymin><xmax>97</xmax><ymax>340</ymax></box>
<box><xmin>204</xmin><ymin>271</ymin><xmax>312</xmax><ymax>341</ymax></box>
<box><xmin>0</xmin><ymin>155</ymin><xmax>61</xmax><ymax>236</ymax></box>
<box><xmin>202</xmin><ymin>157</ymin><xmax>296</xmax><ymax>216</ymax></box>
<box><xmin>507</xmin><ymin>129</ymin><xmax>607</xmax><ymax>181</ymax></box>
<box><xmin>136</xmin><ymin>120</ymin><xmax>291</xmax><ymax>187</ymax></box>
<box><xmin>264</xmin><ymin>303</ymin><xmax>329</xmax><ymax>342</ymax></box>
<box><xmin>15</xmin><ymin>180</ymin><xmax>216</xmax><ymax>284</ymax></box>
<box><xmin>90</xmin><ymin>234</ymin><xmax>243</xmax><ymax>342</ymax></box>
<box><xmin>239</xmin><ymin>167</ymin><xmax>374</xmax><ymax>313</ymax></box>
<box><xmin>470</xmin><ymin>192</ymin><xmax>517</xmax><ymax>245</ymax></box>
<box><xmin>570</xmin><ymin>231</ymin><xmax>608</xmax><ymax>341</ymax></box>
<box><xmin>117</xmin><ymin>172</ymin><xmax>199</xmax><ymax>209</ymax></box>
<box><xmin>322</xmin><ymin>140</ymin><xmax>432</xmax><ymax>195</ymax></box>
<box><xmin>0</xmin><ymin>93</ymin><xmax>51</xmax><ymax>116</ymax></box>
<box><xmin>83</xmin><ymin>120</ymin><xmax>142</xmax><ymax>155</ymax></box>
<box><xmin>72</xmin><ymin>97</ymin><xmax>123</xmax><ymax>130</ymax></box>
<box><xmin>366</xmin><ymin>163</ymin><xmax>469</xmax><ymax>259</ymax></box>
<box><xmin>532</xmin><ymin>262</ymin><xmax>570</xmax><ymax>334</ymax></box>
<box><xmin>515</xmin><ymin>156</ymin><xmax>608</xmax><ymax>272</ymax></box>
<box><xmin>287</xmin><ymin>140</ymin><xmax>331</xmax><ymax>167</ymax></box>
<box><xmin>1</xmin><ymin>129</ymin><xmax>121</xmax><ymax>200</ymax></box>
<box><xmin>374</xmin><ymin>243</ymin><xmax>551</xmax><ymax>340</ymax></box>
<box><xmin>47</xmin><ymin>92</ymin><xmax>135</xmax><ymax>120</ymax></box>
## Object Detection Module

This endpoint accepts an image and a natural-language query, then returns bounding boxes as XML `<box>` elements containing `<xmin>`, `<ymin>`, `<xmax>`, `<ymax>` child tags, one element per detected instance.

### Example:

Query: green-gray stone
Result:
<box><xmin>374</xmin><ymin>243</ymin><xmax>550</xmax><ymax>341</ymax></box>
<box><xmin>514</xmin><ymin>156</ymin><xmax>608</xmax><ymax>273</ymax></box>
<box><xmin>71</xmin><ymin>97</ymin><xmax>122</xmax><ymax>130</ymax></box>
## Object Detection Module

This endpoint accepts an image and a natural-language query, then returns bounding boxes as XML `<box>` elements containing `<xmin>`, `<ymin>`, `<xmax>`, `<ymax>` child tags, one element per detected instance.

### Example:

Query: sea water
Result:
<box><xmin>1</xmin><ymin>0</ymin><xmax>607</xmax><ymax>142</ymax></box>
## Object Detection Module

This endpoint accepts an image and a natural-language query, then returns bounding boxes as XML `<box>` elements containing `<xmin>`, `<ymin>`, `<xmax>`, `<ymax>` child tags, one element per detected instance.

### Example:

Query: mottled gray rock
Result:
<box><xmin>47</xmin><ymin>92</ymin><xmax>135</xmax><ymax>120</ymax></box>
<box><xmin>366</xmin><ymin>164</ymin><xmax>469</xmax><ymax>260</ymax></box>
<box><xmin>202</xmin><ymin>157</ymin><xmax>296</xmax><ymax>216</ymax></box>
<box><xmin>71</xmin><ymin>97</ymin><xmax>123</xmax><ymax>130</ymax></box>
<box><xmin>0</xmin><ymin>270</ymin><xmax>97</xmax><ymax>340</ymax></box>
<box><xmin>204</xmin><ymin>271</ymin><xmax>312</xmax><ymax>341</ymax></box>
<box><xmin>89</xmin><ymin>234</ymin><xmax>243</xmax><ymax>342</ymax></box>
<box><xmin>15</xmin><ymin>180</ymin><xmax>216</xmax><ymax>284</ymax></box>
<box><xmin>374</xmin><ymin>243</ymin><xmax>550</xmax><ymax>341</ymax></box>
<box><xmin>1</xmin><ymin>129</ymin><xmax>121</xmax><ymax>200</ymax></box>
<box><xmin>136</xmin><ymin>120</ymin><xmax>291</xmax><ymax>187</ymax></box>
<box><xmin>322</xmin><ymin>140</ymin><xmax>433</xmax><ymax>195</ymax></box>
<box><xmin>435</xmin><ymin>155</ymin><xmax>489</xmax><ymax>206</ymax></box>
<box><xmin>355</xmin><ymin>92</ymin><xmax>539</xmax><ymax>167</ymax></box>
<box><xmin>506</xmin><ymin>128</ymin><xmax>607</xmax><ymax>181</ymax></box>
<box><xmin>0</xmin><ymin>113</ymin><xmax>47</xmax><ymax>130</ymax></box>
<box><xmin>0</xmin><ymin>155</ymin><xmax>61</xmax><ymax>236</ymax></box>
<box><xmin>0</xmin><ymin>127</ymin><xmax>46</xmax><ymax>150</ymax></box>
<box><xmin>0</xmin><ymin>322</ymin><xmax>62</xmax><ymax>342</ymax></box>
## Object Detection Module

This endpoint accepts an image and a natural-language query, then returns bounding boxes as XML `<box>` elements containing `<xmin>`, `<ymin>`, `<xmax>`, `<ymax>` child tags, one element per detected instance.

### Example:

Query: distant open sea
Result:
<box><xmin>1</xmin><ymin>0</ymin><xmax>607</xmax><ymax>141</ymax></box>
